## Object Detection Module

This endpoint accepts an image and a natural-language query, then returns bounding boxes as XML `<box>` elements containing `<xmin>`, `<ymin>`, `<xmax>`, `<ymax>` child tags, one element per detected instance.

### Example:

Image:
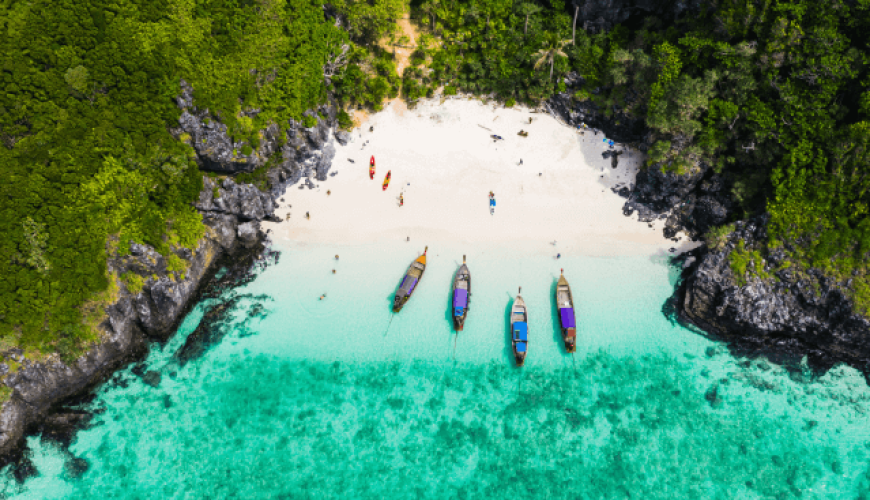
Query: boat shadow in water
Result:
<box><xmin>504</xmin><ymin>292</ymin><xmax>519</xmax><ymax>368</ymax></box>
<box><xmin>444</xmin><ymin>259</ymin><xmax>461</xmax><ymax>331</ymax></box>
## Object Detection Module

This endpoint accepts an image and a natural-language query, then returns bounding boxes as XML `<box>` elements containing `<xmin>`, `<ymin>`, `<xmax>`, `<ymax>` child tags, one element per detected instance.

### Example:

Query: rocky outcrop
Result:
<box><xmin>570</xmin><ymin>0</ymin><xmax>703</xmax><ymax>34</ymax></box>
<box><xmin>680</xmin><ymin>217</ymin><xmax>870</xmax><ymax>370</ymax></box>
<box><xmin>548</xmin><ymin>73</ymin><xmax>646</xmax><ymax>145</ymax></box>
<box><xmin>175</xmin><ymin>79</ymin><xmax>345</xmax><ymax>181</ymax></box>
<box><xmin>548</xmin><ymin>73</ymin><xmax>734</xmax><ymax>239</ymax></box>
<box><xmin>196</xmin><ymin>177</ymin><xmax>276</xmax><ymax>221</ymax></box>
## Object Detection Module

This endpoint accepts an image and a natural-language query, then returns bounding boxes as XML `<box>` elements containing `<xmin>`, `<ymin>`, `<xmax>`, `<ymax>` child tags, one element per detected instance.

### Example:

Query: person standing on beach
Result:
<box><xmin>306</xmin><ymin>211</ymin><xmax>310</xmax><ymax>219</ymax></box>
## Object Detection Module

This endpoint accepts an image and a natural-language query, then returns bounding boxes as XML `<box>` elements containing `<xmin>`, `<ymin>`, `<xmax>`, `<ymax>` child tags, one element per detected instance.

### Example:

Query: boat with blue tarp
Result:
<box><xmin>510</xmin><ymin>287</ymin><xmax>528</xmax><ymax>366</ymax></box>
<box><xmin>393</xmin><ymin>247</ymin><xmax>427</xmax><ymax>312</ymax></box>
<box><xmin>556</xmin><ymin>269</ymin><xmax>577</xmax><ymax>353</ymax></box>
<box><xmin>452</xmin><ymin>256</ymin><xmax>471</xmax><ymax>331</ymax></box>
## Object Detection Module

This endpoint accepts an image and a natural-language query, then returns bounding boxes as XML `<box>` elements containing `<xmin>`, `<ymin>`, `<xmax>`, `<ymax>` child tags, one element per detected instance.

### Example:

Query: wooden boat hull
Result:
<box><xmin>452</xmin><ymin>263</ymin><xmax>470</xmax><ymax>331</ymax></box>
<box><xmin>510</xmin><ymin>294</ymin><xmax>528</xmax><ymax>367</ymax></box>
<box><xmin>393</xmin><ymin>248</ymin><xmax>427</xmax><ymax>312</ymax></box>
<box><xmin>556</xmin><ymin>273</ymin><xmax>577</xmax><ymax>353</ymax></box>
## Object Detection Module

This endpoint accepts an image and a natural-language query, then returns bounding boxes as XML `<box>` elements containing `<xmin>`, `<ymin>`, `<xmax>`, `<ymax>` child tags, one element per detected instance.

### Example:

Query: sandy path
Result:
<box><xmin>264</xmin><ymin>99</ymin><xmax>697</xmax><ymax>258</ymax></box>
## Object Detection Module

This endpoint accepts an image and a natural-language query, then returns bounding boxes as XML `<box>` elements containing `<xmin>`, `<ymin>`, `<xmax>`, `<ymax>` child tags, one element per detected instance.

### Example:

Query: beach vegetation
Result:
<box><xmin>729</xmin><ymin>240</ymin><xmax>772</xmax><ymax>287</ymax></box>
<box><xmin>122</xmin><ymin>273</ymin><xmax>146</xmax><ymax>295</ymax></box>
<box><xmin>704</xmin><ymin>224</ymin><xmax>736</xmax><ymax>252</ymax></box>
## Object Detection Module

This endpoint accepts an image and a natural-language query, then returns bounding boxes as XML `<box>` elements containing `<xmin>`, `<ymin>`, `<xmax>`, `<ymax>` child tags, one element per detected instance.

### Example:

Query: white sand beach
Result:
<box><xmin>263</xmin><ymin>98</ymin><xmax>699</xmax><ymax>257</ymax></box>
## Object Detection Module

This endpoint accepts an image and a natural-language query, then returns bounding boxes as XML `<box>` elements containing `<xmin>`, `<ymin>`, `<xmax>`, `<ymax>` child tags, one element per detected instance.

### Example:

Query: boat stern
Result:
<box><xmin>564</xmin><ymin>328</ymin><xmax>576</xmax><ymax>353</ymax></box>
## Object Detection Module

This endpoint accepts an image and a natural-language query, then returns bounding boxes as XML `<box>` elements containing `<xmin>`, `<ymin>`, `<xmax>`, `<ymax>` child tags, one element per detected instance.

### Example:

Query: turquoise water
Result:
<box><xmin>4</xmin><ymin>241</ymin><xmax>870</xmax><ymax>499</ymax></box>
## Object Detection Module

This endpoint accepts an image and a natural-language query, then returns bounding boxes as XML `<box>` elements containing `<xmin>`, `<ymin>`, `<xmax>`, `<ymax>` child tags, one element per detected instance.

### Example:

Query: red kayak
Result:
<box><xmin>370</xmin><ymin>156</ymin><xmax>375</xmax><ymax>180</ymax></box>
<box><xmin>382</xmin><ymin>170</ymin><xmax>391</xmax><ymax>191</ymax></box>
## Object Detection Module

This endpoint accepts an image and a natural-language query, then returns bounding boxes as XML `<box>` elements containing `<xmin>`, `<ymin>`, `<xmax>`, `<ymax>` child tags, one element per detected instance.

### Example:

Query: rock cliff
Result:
<box><xmin>680</xmin><ymin>218</ymin><xmax>870</xmax><ymax>371</ymax></box>
<box><xmin>0</xmin><ymin>79</ymin><xmax>345</xmax><ymax>466</ymax></box>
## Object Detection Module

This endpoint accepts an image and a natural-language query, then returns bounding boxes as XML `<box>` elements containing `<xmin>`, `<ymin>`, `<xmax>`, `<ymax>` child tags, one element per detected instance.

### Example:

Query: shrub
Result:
<box><xmin>337</xmin><ymin>110</ymin><xmax>353</xmax><ymax>130</ymax></box>
<box><xmin>704</xmin><ymin>223</ymin><xmax>736</xmax><ymax>251</ymax></box>
<box><xmin>505</xmin><ymin>97</ymin><xmax>516</xmax><ymax>108</ymax></box>
<box><xmin>302</xmin><ymin>115</ymin><xmax>318</xmax><ymax>128</ymax></box>
<box><xmin>242</xmin><ymin>145</ymin><xmax>254</xmax><ymax>156</ymax></box>
<box><xmin>443</xmin><ymin>86</ymin><xmax>457</xmax><ymax>96</ymax></box>
<box><xmin>122</xmin><ymin>272</ymin><xmax>146</xmax><ymax>295</ymax></box>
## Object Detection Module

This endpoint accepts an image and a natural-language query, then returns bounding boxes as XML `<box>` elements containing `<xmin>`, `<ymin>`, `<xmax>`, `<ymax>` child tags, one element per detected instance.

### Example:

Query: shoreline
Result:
<box><xmin>265</xmin><ymin>98</ymin><xmax>700</xmax><ymax>258</ymax></box>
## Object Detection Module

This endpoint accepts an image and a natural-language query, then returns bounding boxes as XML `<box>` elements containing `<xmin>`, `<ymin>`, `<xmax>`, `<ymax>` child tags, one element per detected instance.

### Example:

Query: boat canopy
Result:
<box><xmin>513</xmin><ymin>322</ymin><xmax>528</xmax><ymax>341</ymax></box>
<box><xmin>399</xmin><ymin>276</ymin><xmax>418</xmax><ymax>294</ymax></box>
<box><xmin>560</xmin><ymin>308</ymin><xmax>576</xmax><ymax>328</ymax></box>
<box><xmin>516</xmin><ymin>342</ymin><xmax>527</xmax><ymax>352</ymax></box>
<box><xmin>489</xmin><ymin>199</ymin><xmax>496</xmax><ymax>206</ymax></box>
<box><xmin>453</xmin><ymin>289</ymin><xmax>468</xmax><ymax>308</ymax></box>
<box><xmin>454</xmin><ymin>306</ymin><xmax>464</xmax><ymax>317</ymax></box>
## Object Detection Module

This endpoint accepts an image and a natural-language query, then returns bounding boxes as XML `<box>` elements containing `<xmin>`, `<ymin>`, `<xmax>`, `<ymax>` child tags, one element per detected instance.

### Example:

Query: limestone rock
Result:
<box><xmin>681</xmin><ymin>216</ymin><xmax>870</xmax><ymax>368</ymax></box>
<box><xmin>237</xmin><ymin>221</ymin><xmax>260</xmax><ymax>248</ymax></box>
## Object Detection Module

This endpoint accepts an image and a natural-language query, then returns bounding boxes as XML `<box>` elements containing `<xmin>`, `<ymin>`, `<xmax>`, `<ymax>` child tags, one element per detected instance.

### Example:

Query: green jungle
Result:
<box><xmin>2</xmin><ymin>0</ymin><xmax>869</xmax><ymax>365</ymax></box>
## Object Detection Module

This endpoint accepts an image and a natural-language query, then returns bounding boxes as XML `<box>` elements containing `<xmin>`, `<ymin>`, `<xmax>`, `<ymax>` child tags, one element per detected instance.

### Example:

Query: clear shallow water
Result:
<box><xmin>4</xmin><ymin>241</ymin><xmax>870</xmax><ymax>499</ymax></box>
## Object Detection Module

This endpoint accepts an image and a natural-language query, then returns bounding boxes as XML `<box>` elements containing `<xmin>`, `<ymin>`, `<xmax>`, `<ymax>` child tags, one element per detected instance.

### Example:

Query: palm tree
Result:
<box><xmin>534</xmin><ymin>36</ymin><xmax>570</xmax><ymax>81</ymax></box>
<box><xmin>420</xmin><ymin>0</ymin><xmax>439</xmax><ymax>31</ymax></box>
<box><xmin>572</xmin><ymin>5</ymin><xmax>579</xmax><ymax>45</ymax></box>
<box><xmin>518</xmin><ymin>3</ymin><xmax>542</xmax><ymax>35</ymax></box>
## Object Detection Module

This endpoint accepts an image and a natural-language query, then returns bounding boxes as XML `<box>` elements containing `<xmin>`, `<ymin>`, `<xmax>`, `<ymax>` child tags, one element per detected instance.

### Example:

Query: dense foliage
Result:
<box><xmin>0</xmin><ymin>0</ymin><xmax>398</xmax><ymax>355</ymax></box>
<box><xmin>404</xmin><ymin>0</ymin><xmax>870</xmax><ymax>312</ymax></box>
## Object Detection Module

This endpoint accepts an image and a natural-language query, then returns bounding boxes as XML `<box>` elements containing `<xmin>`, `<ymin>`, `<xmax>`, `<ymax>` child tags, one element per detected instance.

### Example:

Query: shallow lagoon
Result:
<box><xmin>4</xmin><ymin>240</ymin><xmax>870</xmax><ymax>499</ymax></box>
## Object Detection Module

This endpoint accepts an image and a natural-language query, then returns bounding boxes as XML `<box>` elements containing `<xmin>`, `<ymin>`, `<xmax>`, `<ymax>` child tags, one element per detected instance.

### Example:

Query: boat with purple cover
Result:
<box><xmin>452</xmin><ymin>256</ymin><xmax>471</xmax><ymax>331</ymax></box>
<box><xmin>510</xmin><ymin>287</ymin><xmax>528</xmax><ymax>366</ymax></box>
<box><xmin>393</xmin><ymin>247</ymin><xmax>427</xmax><ymax>312</ymax></box>
<box><xmin>556</xmin><ymin>269</ymin><xmax>576</xmax><ymax>353</ymax></box>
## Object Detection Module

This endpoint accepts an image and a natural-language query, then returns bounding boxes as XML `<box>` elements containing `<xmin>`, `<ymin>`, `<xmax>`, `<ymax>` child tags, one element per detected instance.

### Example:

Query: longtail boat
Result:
<box><xmin>556</xmin><ymin>269</ymin><xmax>577</xmax><ymax>353</ymax></box>
<box><xmin>383</xmin><ymin>170</ymin><xmax>391</xmax><ymax>191</ymax></box>
<box><xmin>370</xmin><ymin>155</ymin><xmax>375</xmax><ymax>179</ymax></box>
<box><xmin>452</xmin><ymin>255</ymin><xmax>471</xmax><ymax>331</ymax></box>
<box><xmin>510</xmin><ymin>287</ymin><xmax>528</xmax><ymax>366</ymax></box>
<box><xmin>393</xmin><ymin>246</ymin><xmax>427</xmax><ymax>312</ymax></box>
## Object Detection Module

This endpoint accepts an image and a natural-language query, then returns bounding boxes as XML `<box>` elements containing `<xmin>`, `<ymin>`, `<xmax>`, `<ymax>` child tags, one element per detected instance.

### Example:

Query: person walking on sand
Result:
<box><xmin>306</xmin><ymin>211</ymin><xmax>310</xmax><ymax>219</ymax></box>
<box><xmin>519</xmin><ymin>159</ymin><xmax>523</xmax><ymax>165</ymax></box>
<box><xmin>327</xmin><ymin>190</ymin><xmax>331</xmax><ymax>196</ymax></box>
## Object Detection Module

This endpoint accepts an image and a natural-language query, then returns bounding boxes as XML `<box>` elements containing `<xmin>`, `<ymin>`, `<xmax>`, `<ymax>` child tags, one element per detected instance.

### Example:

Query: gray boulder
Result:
<box><xmin>236</xmin><ymin>221</ymin><xmax>260</xmax><ymax>248</ymax></box>
<box><xmin>335</xmin><ymin>130</ymin><xmax>351</xmax><ymax>146</ymax></box>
